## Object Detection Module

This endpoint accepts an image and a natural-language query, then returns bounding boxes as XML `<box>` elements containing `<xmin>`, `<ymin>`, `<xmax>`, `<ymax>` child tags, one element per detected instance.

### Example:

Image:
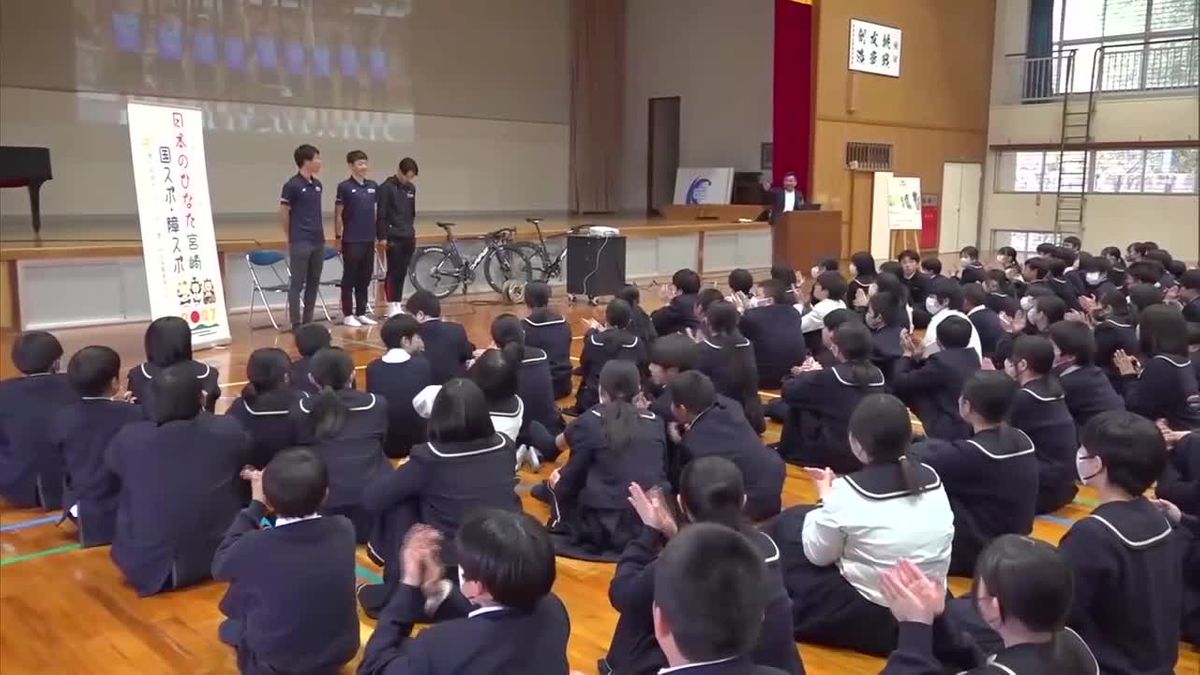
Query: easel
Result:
<box><xmin>890</xmin><ymin>229</ymin><xmax>921</xmax><ymax>256</ymax></box>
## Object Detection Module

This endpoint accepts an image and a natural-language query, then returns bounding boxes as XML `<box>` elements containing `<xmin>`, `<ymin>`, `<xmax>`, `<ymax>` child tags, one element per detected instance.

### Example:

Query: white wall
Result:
<box><xmin>621</xmin><ymin>0</ymin><xmax>773</xmax><ymax>211</ymax></box>
<box><xmin>981</xmin><ymin>0</ymin><xmax>1200</xmax><ymax>261</ymax></box>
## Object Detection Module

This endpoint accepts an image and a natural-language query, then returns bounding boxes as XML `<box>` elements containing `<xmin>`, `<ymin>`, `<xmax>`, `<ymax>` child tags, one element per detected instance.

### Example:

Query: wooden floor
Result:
<box><xmin>1</xmin><ymin>297</ymin><xmax>1196</xmax><ymax>674</ymax></box>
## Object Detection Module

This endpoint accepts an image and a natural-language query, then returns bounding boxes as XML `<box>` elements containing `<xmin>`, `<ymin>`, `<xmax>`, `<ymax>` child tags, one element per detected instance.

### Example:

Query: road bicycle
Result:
<box><xmin>509</xmin><ymin>218</ymin><xmax>587</xmax><ymax>284</ymax></box>
<box><xmin>408</xmin><ymin>222</ymin><xmax>533</xmax><ymax>298</ymax></box>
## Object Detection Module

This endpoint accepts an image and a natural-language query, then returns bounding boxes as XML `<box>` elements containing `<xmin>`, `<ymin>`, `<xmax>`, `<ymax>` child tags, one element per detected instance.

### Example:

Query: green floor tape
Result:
<box><xmin>0</xmin><ymin>543</ymin><xmax>82</xmax><ymax>566</ymax></box>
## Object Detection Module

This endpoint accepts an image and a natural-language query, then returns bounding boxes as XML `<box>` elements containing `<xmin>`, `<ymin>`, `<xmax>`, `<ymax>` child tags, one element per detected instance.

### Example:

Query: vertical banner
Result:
<box><xmin>773</xmin><ymin>0</ymin><xmax>815</xmax><ymax>192</ymax></box>
<box><xmin>127</xmin><ymin>102</ymin><xmax>230</xmax><ymax>348</ymax></box>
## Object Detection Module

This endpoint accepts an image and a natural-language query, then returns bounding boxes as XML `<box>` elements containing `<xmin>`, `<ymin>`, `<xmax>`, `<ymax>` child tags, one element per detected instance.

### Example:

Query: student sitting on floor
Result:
<box><xmin>697</xmin><ymin>300</ymin><xmax>765</xmax><ymax>434</ymax></box>
<box><xmin>920</xmin><ymin>257</ymin><xmax>944</xmax><ymax>284</ymax></box>
<box><xmin>1046</xmin><ymin>257</ymin><xmax>1083</xmax><ymax>312</ymax></box>
<box><xmin>798</xmin><ymin>271</ymin><xmax>848</xmax><ymax>345</ymax></box>
<box><xmin>0</xmin><ymin>331</ymin><xmax>75</xmax><ymax>508</ymax></box>
<box><xmin>866</xmin><ymin>291</ymin><xmax>906</xmax><ymax>382</ymax></box>
<box><xmin>848</xmin><ymin>251</ymin><xmax>877</xmax><ymax>307</ymax></box>
<box><xmin>358</xmin><ymin>379</ymin><xmax>519</xmax><ymax>618</ymax></box>
<box><xmin>922</xmin><ymin>278</ymin><xmax>983</xmax><ymax>363</ymax></box>
<box><xmin>899</xmin><ymin>250</ymin><xmax>932</xmax><ymax>329</ymax></box>
<box><xmin>879</xmin><ymin>536</ymin><xmax>1099</xmax><ymax>675</ymax></box>
<box><xmin>777</xmin><ymin>322</ymin><xmax>886</xmax><ymax>472</ymax></box>
<box><xmin>53</xmin><ymin>346</ymin><xmax>144</xmax><ymax>546</ymax></box>
<box><xmin>727</xmin><ymin>267</ymin><xmax>756</xmax><ymax>307</ymax></box>
<box><xmin>1092</xmin><ymin>289</ymin><xmax>1140</xmax><ymax>391</ymax></box>
<box><xmin>666</xmin><ymin>372</ymin><xmax>786</xmax><ymax>522</ymax></box>
<box><xmin>983</xmin><ymin>269</ymin><xmax>1020</xmax><ymax>319</ymax></box>
<box><xmin>290</xmin><ymin>347</ymin><xmax>389</xmax><ymax>543</ymax></box>
<box><xmin>646</xmin><ymin>522</ymin><xmax>794</xmax><ymax>675</ymax></box>
<box><xmin>1059</xmin><ymin>411</ymin><xmax>1184</xmax><ymax>675</ymax></box>
<box><xmin>738</xmin><ymin>278</ymin><xmax>808</xmax><ymax>390</ymax></box>
<box><xmin>212</xmin><ymin>449</ymin><xmax>359</xmax><ymax>674</ymax></box>
<box><xmin>1115</xmin><ymin>304</ymin><xmax>1200</xmax><ymax>430</ymax></box>
<box><xmin>490</xmin><ymin>313</ymin><xmax>564</xmax><ymax>467</ymax></box>
<box><xmin>365</xmin><ymin>315</ymin><xmax>432</xmax><ymax>459</ymax></box>
<box><xmin>412</xmin><ymin>346</ymin><xmax>527</xmax><ymax>445</ymax></box>
<box><xmin>909</xmin><ymin>372</ymin><xmax>1037</xmax><ymax>576</ymax></box>
<box><xmin>547</xmin><ymin>360</ymin><xmax>668</xmax><ymax>558</ymax></box>
<box><xmin>1047</xmin><ymin>320</ymin><xmax>1125</xmax><ymax>429</ymax></box>
<box><xmin>957</xmin><ymin>246</ymin><xmax>985</xmax><ymax>285</ymax></box>
<box><xmin>359</xmin><ymin>511</ymin><xmax>570</xmax><ymax>675</ymax></box>
<box><xmin>521</xmin><ymin>281</ymin><xmax>574</xmax><ymax>399</ymax></box>
<box><xmin>1152</xmin><ymin>497</ymin><xmax>1200</xmax><ymax>647</ymax></box>
<box><xmin>603</xmin><ymin>458</ymin><xmax>804</xmax><ymax>675</ymax></box>
<box><xmin>891</xmin><ymin>315</ymin><xmax>980</xmax><ymax>441</ymax></box>
<box><xmin>618</xmin><ymin>284</ymin><xmax>659</xmax><ymax>349</ymax></box>
<box><xmin>962</xmin><ymin>283</ymin><xmax>1003</xmax><ymax>363</ymax></box>
<box><xmin>107</xmin><ymin>363</ymin><xmax>250</xmax><ymax>596</ymax></box>
<box><xmin>289</xmin><ymin>323</ymin><xmax>331</xmax><ymax>396</ymax></box>
<box><xmin>127</xmin><ymin>316</ymin><xmax>221</xmax><ymax>413</ymax></box>
<box><xmin>405</xmin><ymin>290</ymin><xmax>475</xmax><ymax>385</ymax></box>
<box><xmin>573</xmin><ymin>298</ymin><xmax>647</xmax><ymax>414</ymax></box>
<box><xmin>1158</xmin><ymin>427</ymin><xmax>1199</xmax><ymax>517</ymax></box>
<box><xmin>771</xmin><ymin>393</ymin><xmax>953</xmax><ymax>656</ymax></box>
<box><xmin>227</xmin><ymin>348</ymin><xmax>304</xmax><ymax>470</ymax></box>
<box><xmin>1181</xmin><ymin>268</ymin><xmax>1200</xmax><ymax>323</ymax></box>
<box><xmin>646</xmin><ymin>333</ymin><xmax>703</xmax><ymax>424</ymax></box>
<box><xmin>870</xmin><ymin>271</ymin><xmax>914</xmax><ymax>330</ymax></box>
<box><xmin>651</xmin><ymin>268</ymin><xmax>703</xmax><ymax>337</ymax></box>
<box><xmin>1078</xmin><ymin>253</ymin><xmax>1119</xmax><ymax>301</ymax></box>
<box><xmin>1005</xmin><ymin>335</ymin><xmax>1079</xmax><ymax>514</ymax></box>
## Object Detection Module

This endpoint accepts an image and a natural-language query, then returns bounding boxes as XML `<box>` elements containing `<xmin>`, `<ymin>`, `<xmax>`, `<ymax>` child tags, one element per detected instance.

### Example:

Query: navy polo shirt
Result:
<box><xmin>335</xmin><ymin>177</ymin><xmax>378</xmax><ymax>243</ymax></box>
<box><xmin>281</xmin><ymin>173</ymin><xmax>325</xmax><ymax>244</ymax></box>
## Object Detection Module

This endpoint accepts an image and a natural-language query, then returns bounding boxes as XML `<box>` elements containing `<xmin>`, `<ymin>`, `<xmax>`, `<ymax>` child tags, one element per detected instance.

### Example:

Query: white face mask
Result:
<box><xmin>960</xmin><ymin>257</ymin><xmax>972</xmax><ymax>265</ymax></box>
<box><xmin>1085</xmin><ymin>271</ymin><xmax>1103</xmax><ymax>285</ymax></box>
<box><xmin>995</xmin><ymin>255</ymin><xmax>1006</xmax><ymax>264</ymax></box>
<box><xmin>925</xmin><ymin>297</ymin><xmax>942</xmax><ymax>315</ymax></box>
<box><xmin>1076</xmin><ymin>453</ymin><xmax>1102</xmax><ymax>484</ymax></box>
<box><xmin>1019</xmin><ymin>295</ymin><xmax>1034</xmax><ymax>311</ymax></box>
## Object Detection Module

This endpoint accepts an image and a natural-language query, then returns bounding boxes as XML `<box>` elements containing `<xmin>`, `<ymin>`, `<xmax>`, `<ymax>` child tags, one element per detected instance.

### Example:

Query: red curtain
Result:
<box><xmin>772</xmin><ymin>0</ymin><xmax>815</xmax><ymax>195</ymax></box>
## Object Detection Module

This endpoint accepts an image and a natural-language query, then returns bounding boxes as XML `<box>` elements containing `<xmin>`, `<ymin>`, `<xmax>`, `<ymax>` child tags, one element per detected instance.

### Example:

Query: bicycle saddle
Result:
<box><xmin>487</xmin><ymin>227</ymin><xmax>517</xmax><ymax>239</ymax></box>
<box><xmin>436</xmin><ymin>221</ymin><xmax>456</xmax><ymax>230</ymax></box>
<box><xmin>525</xmin><ymin>218</ymin><xmax>543</xmax><ymax>225</ymax></box>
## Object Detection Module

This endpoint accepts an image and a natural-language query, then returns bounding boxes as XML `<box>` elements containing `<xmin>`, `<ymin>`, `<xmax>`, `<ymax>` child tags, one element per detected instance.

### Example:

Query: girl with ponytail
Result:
<box><xmin>602</xmin><ymin>456</ymin><xmax>806</xmax><ymax>675</ymax></box>
<box><xmin>227</xmin><ymin>347</ymin><xmax>301</xmax><ymax>469</ymax></box>
<box><xmin>291</xmin><ymin>347</ymin><xmax>389</xmax><ymax>542</ymax></box>
<box><xmin>490</xmin><ymin>313</ymin><xmax>564</xmax><ymax>468</ymax></box>
<box><xmin>546</xmin><ymin>360</ymin><xmax>667</xmax><ymax>558</ymax></box>
<box><xmin>772</xmin><ymin>393</ymin><xmax>953</xmax><ymax>657</ymax></box>
<box><xmin>697</xmin><ymin>300</ymin><xmax>765</xmax><ymax>433</ymax></box>
<box><xmin>879</xmin><ymin>535</ymin><xmax>1098</xmax><ymax>674</ymax></box>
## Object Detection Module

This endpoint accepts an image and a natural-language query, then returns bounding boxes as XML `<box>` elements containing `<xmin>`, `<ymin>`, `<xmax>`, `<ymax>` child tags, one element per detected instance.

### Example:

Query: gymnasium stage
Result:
<box><xmin>0</xmin><ymin>213</ymin><xmax>772</xmax><ymax>331</ymax></box>
<box><xmin>1</xmin><ymin>297</ymin><xmax>1196</xmax><ymax>674</ymax></box>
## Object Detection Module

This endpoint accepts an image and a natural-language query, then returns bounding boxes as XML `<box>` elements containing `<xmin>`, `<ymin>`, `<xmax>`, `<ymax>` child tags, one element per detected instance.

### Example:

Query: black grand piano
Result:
<box><xmin>0</xmin><ymin>146</ymin><xmax>52</xmax><ymax>235</ymax></box>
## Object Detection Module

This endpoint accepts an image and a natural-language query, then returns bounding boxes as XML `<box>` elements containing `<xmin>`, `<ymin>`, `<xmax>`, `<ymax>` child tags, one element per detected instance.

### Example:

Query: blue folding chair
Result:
<box><xmin>315</xmin><ymin>246</ymin><xmax>341</xmax><ymax>322</ymax></box>
<box><xmin>245</xmin><ymin>250</ymin><xmax>291</xmax><ymax>331</ymax></box>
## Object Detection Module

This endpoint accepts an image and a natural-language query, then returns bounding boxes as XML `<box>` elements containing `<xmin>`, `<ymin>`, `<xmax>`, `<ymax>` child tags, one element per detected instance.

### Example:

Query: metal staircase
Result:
<box><xmin>1052</xmin><ymin>51</ymin><xmax>1096</xmax><ymax>240</ymax></box>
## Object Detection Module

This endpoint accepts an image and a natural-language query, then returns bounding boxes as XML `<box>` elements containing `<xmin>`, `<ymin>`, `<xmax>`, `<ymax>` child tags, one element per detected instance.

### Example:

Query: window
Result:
<box><xmin>992</xmin><ymin>231</ymin><xmax>1064</xmax><ymax>263</ymax></box>
<box><xmin>995</xmin><ymin>147</ymin><xmax>1199</xmax><ymax>194</ymax></box>
<box><xmin>1051</xmin><ymin>0</ymin><xmax>1199</xmax><ymax>92</ymax></box>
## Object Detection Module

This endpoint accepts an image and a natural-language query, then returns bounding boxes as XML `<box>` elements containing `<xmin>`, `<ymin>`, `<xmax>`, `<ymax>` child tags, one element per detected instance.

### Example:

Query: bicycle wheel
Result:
<box><xmin>409</xmin><ymin>247</ymin><xmax>461</xmax><ymax>298</ymax></box>
<box><xmin>483</xmin><ymin>244</ymin><xmax>534</xmax><ymax>295</ymax></box>
<box><xmin>511</xmin><ymin>242</ymin><xmax>550</xmax><ymax>282</ymax></box>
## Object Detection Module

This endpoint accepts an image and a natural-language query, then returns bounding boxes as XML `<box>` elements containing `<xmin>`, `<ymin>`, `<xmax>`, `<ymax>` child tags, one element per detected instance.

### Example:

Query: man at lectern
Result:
<box><xmin>766</xmin><ymin>171</ymin><xmax>805</xmax><ymax>225</ymax></box>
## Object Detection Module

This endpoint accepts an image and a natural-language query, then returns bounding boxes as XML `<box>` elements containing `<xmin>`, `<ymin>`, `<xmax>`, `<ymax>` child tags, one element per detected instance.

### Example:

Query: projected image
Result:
<box><xmin>72</xmin><ymin>0</ymin><xmax>412</xmax><ymax>112</ymax></box>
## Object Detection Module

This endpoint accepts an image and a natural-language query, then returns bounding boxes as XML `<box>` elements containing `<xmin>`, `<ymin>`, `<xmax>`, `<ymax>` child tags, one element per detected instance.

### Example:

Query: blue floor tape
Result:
<box><xmin>1037</xmin><ymin>513</ymin><xmax>1076</xmax><ymax>527</ymax></box>
<box><xmin>0</xmin><ymin>514</ymin><xmax>61</xmax><ymax>533</ymax></box>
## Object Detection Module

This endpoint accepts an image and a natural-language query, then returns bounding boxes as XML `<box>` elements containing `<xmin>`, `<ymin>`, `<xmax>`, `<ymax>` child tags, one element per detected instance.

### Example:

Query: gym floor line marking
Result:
<box><xmin>1036</xmin><ymin>514</ymin><xmax>1076</xmax><ymax>527</ymax></box>
<box><xmin>0</xmin><ymin>543</ymin><xmax>82</xmax><ymax>566</ymax></box>
<box><xmin>355</xmin><ymin>563</ymin><xmax>384</xmax><ymax>584</ymax></box>
<box><xmin>0</xmin><ymin>514</ymin><xmax>61</xmax><ymax>533</ymax></box>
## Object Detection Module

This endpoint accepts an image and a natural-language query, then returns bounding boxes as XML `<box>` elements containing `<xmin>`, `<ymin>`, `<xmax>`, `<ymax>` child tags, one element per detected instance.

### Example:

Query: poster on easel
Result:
<box><xmin>127</xmin><ymin>101</ymin><xmax>231</xmax><ymax>349</ymax></box>
<box><xmin>886</xmin><ymin>176</ymin><xmax>922</xmax><ymax>230</ymax></box>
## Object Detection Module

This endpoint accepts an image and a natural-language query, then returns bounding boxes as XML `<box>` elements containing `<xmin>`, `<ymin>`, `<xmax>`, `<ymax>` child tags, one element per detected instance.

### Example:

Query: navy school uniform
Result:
<box><xmin>52</xmin><ymin>398</ymin><xmax>144</xmax><ymax>546</ymax></box>
<box><xmin>416</xmin><ymin>318</ymin><xmax>475</xmax><ymax>385</ymax></box>
<box><xmin>358</xmin><ymin>584</ymin><xmax>570</xmax><ymax>675</ymax></box>
<box><xmin>1123</xmin><ymin>353</ymin><xmax>1200</xmax><ymax>430</ymax></box>
<box><xmin>289</xmin><ymin>356</ymin><xmax>320</xmax><ymax>396</ymax></box>
<box><xmin>1184</xmin><ymin>295</ymin><xmax>1200</xmax><ymax>323</ymax></box>
<box><xmin>870</xmin><ymin>323</ymin><xmax>905</xmax><ymax>383</ymax></box>
<box><xmin>697</xmin><ymin>337</ymin><xmax>765</xmax><ymax>434</ymax></box>
<box><xmin>0</xmin><ymin>372</ymin><xmax>75</xmax><ymax>508</ymax></box>
<box><xmin>650</xmin><ymin>292</ymin><xmax>701</xmax><ymax>336</ymax></box>
<box><xmin>628</xmin><ymin>304</ymin><xmax>659</xmax><ymax>348</ymax></box>
<box><xmin>516</xmin><ymin>346</ymin><xmax>564</xmax><ymax>437</ymax></box>
<box><xmin>881</xmin><ymin>621</ymin><xmax>1097</xmax><ymax>675</ymax></box>
<box><xmin>904</xmin><ymin>272</ymin><xmax>931</xmax><ymax>306</ymax></box>
<box><xmin>547</xmin><ymin>405</ymin><xmax>668</xmax><ymax>555</ymax></box>
<box><xmin>127</xmin><ymin>360</ymin><xmax>222</xmax><ymax>413</ymax></box>
<box><xmin>910</xmin><ymin>425</ymin><xmax>1038</xmax><ymax>575</ymax></box>
<box><xmin>966</xmin><ymin>306</ymin><xmax>1004</xmax><ymax>362</ymax></box>
<box><xmin>890</xmin><ymin>348</ymin><xmax>980</xmax><ymax>441</ymax></box>
<box><xmin>523</xmin><ymin>309</ymin><xmax>574</xmax><ymax>399</ymax></box>
<box><xmin>1010</xmin><ymin>377</ymin><xmax>1078</xmax><ymax>514</ymax></box>
<box><xmin>739</xmin><ymin>303</ymin><xmax>809</xmax><ymax>390</ymax></box>
<box><xmin>1059</xmin><ymin>498</ymin><xmax>1184</xmax><ymax>675</ymax></box>
<box><xmin>225</xmin><ymin>389</ymin><xmax>306</xmax><ymax>469</ymax></box>
<box><xmin>211</xmin><ymin>503</ymin><xmax>359</xmax><ymax>675</ymax></box>
<box><xmin>603</xmin><ymin>527</ymin><xmax>804</xmax><ymax>675</ymax></box>
<box><xmin>1048</xmin><ymin>277</ymin><xmax>1082</xmax><ymax>312</ymax></box>
<box><xmin>572</xmin><ymin>328</ymin><xmax>646</xmax><ymax>414</ymax></box>
<box><xmin>676</xmin><ymin>399</ymin><xmax>787</xmax><ymax>521</ymax></box>
<box><xmin>849</xmin><ymin>276</ymin><xmax>873</xmax><ymax>302</ymax></box>
<box><xmin>106</xmin><ymin>413</ymin><xmax>250</xmax><ymax>595</ymax></box>
<box><xmin>958</xmin><ymin>262</ymin><xmax>985</xmax><ymax>285</ymax></box>
<box><xmin>365</xmin><ymin>351</ymin><xmax>434</xmax><ymax>458</ymax></box>
<box><xmin>291</xmin><ymin>390</ymin><xmax>390</xmax><ymax>542</ymax></box>
<box><xmin>1157</xmin><ymin>431</ymin><xmax>1200</xmax><ymax>517</ymax></box>
<box><xmin>360</xmin><ymin>433</ymin><xmax>519</xmax><ymax>614</ymax></box>
<box><xmin>1094</xmin><ymin>315</ymin><xmax>1139</xmax><ymax>391</ymax></box>
<box><xmin>778</xmin><ymin>363</ymin><xmax>887</xmax><ymax>472</ymax></box>
<box><xmin>1057</xmin><ymin>364</ymin><xmax>1125</xmax><ymax>429</ymax></box>
<box><xmin>983</xmin><ymin>291</ymin><xmax>1019</xmax><ymax>319</ymax></box>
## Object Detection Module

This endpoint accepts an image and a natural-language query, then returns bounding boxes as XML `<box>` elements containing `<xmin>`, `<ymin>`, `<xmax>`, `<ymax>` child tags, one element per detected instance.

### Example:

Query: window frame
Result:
<box><xmin>992</xmin><ymin>147</ymin><xmax>1199</xmax><ymax>195</ymax></box>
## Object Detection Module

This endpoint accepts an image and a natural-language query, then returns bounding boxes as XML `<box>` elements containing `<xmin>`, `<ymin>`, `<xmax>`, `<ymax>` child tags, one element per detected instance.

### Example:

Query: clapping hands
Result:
<box><xmin>400</xmin><ymin>524</ymin><xmax>445</xmax><ymax>590</ymax></box>
<box><xmin>880</xmin><ymin>559</ymin><xmax>946</xmax><ymax>625</ymax></box>
<box><xmin>628</xmin><ymin>483</ymin><xmax>678</xmax><ymax>539</ymax></box>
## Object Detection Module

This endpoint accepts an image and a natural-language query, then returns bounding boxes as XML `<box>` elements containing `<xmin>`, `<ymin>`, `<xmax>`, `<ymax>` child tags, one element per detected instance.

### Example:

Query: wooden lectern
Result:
<box><xmin>771</xmin><ymin>210</ymin><xmax>844</xmax><ymax>270</ymax></box>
